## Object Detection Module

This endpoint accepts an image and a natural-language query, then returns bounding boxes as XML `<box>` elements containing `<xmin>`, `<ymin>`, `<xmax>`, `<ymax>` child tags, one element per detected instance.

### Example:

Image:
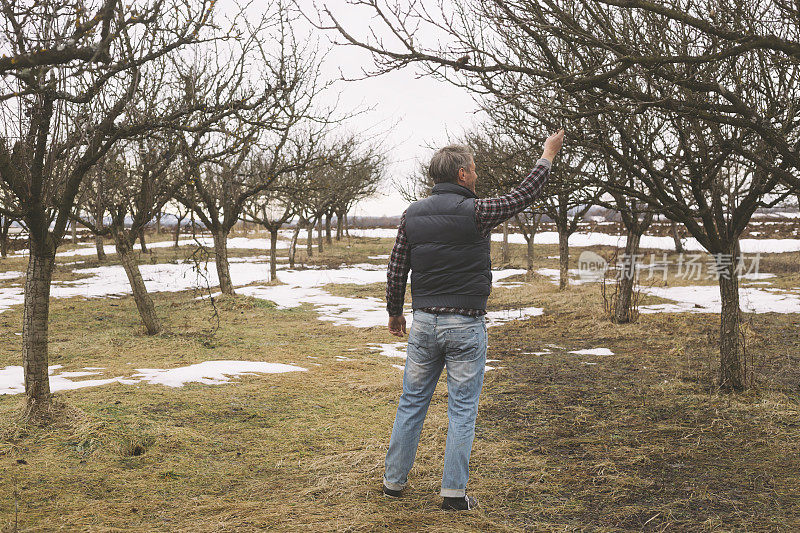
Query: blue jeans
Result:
<box><xmin>383</xmin><ymin>310</ymin><xmax>488</xmax><ymax>497</ymax></box>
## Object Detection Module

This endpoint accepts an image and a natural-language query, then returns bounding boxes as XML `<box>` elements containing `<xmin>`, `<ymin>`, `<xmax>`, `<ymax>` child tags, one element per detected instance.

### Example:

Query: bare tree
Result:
<box><xmin>72</xmin><ymin>8</ymin><xmax>267</xmax><ymax>333</ymax></box>
<box><xmin>322</xmin><ymin>134</ymin><xmax>385</xmax><ymax>243</ymax></box>
<box><xmin>169</xmin><ymin>201</ymin><xmax>190</xmax><ymax>248</ymax></box>
<box><xmin>241</xmin><ymin>162</ymin><xmax>298</xmax><ymax>281</ymax></box>
<box><xmin>514</xmin><ymin>209</ymin><xmax>544</xmax><ymax>272</ymax></box>
<box><xmin>76</xmin><ymin>180</ymin><xmax>110</xmax><ymax>261</ymax></box>
<box><xmin>296</xmin><ymin>163</ymin><xmax>336</xmax><ymax>255</ymax></box>
<box><xmin>0</xmin><ymin>0</ymin><xmax>216</xmax><ymax>417</ymax></box>
<box><xmin>180</xmin><ymin>132</ymin><xmax>319</xmax><ymax>294</ymax></box>
<box><xmin>597</xmin><ymin>113</ymin><xmax>790</xmax><ymax>390</ymax></box>
<box><xmin>543</xmin><ymin>155</ymin><xmax>600</xmax><ymax>290</ymax></box>
<box><xmin>330</xmin><ymin>137</ymin><xmax>385</xmax><ymax>241</ymax></box>
<box><xmin>594</xmin><ymin>177</ymin><xmax>655</xmax><ymax>324</ymax></box>
<box><xmin>77</xmin><ymin>139</ymin><xmax>182</xmax><ymax>335</ymax></box>
<box><xmin>314</xmin><ymin>0</ymin><xmax>800</xmax><ymax>393</ymax></box>
<box><xmin>176</xmin><ymin>7</ymin><xmax>328</xmax><ymax>295</ymax></box>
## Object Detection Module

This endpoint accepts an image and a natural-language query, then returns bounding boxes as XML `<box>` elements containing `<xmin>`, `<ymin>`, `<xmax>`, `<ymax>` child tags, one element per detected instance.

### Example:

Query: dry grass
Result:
<box><xmin>0</xmin><ymin>233</ymin><xmax>798</xmax><ymax>531</ymax></box>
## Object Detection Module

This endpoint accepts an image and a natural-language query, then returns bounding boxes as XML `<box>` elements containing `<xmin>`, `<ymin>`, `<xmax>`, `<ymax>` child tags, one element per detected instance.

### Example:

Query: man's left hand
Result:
<box><xmin>388</xmin><ymin>315</ymin><xmax>406</xmax><ymax>337</ymax></box>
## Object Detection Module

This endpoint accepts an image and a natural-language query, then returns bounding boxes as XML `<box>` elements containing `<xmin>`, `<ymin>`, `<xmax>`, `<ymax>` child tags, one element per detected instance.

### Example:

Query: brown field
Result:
<box><xmin>1</xmin><ymin>229</ymin><xmax>799</xmax><ymax>532</ymax></box>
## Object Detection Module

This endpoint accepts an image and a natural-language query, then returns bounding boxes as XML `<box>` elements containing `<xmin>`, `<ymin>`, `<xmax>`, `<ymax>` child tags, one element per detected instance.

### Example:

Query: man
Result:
<box><xmin>382</xmin><ymin>129</ymin><xmax>564</xmax><ymax>511</ymax></box>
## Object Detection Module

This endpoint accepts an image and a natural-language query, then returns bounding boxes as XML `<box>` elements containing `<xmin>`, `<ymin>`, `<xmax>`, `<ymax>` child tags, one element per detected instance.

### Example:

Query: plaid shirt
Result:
<box><xmin>386</xmin><ymin>158</ymin><xmax>551</xmax><ymax>317</ymax></box>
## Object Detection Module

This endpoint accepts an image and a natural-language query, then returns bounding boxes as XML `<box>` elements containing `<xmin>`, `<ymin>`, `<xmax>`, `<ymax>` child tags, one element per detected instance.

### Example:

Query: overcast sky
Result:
<box><xmin>290</xmin><ymin>1</ymin><xmax>484</xmax><ymax>217</ymax></box>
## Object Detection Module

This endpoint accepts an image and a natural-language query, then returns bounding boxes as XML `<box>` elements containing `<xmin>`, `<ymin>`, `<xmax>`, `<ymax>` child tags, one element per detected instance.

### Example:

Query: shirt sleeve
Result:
<box><xmin>475</xmin><ymin>158</ymin><xmax>551</xmax><ymax>237</ymax></box>
<box><xmin>386</xmin><ymin>210</ymin><xmax>411</xmax><ymax>316</ymax></box>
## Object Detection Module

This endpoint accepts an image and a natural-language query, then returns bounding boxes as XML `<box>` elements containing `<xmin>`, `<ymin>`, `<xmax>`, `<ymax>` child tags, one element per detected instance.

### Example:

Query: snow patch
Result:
<box><xmin>639</xmin><ymin>285</ymin><xmax>800</xmax><ymax>314</ymax></box>
<box><xmin>234</xmin><ymin>267</ymin><xmax>537</xmax><ymax>329</ymax></box>
<box><xmin>0</xmin><ymin>360</ymin><xmax>306</xmax><ymax>395</ymax></box>
<box><xmin>569</xmin><ymin>348</ymin><xmax>614</xmax><ymax>356</ymax></box>
<box><xmin>486</xmin><ymin>306</ymin><xmax>544</xmax><ymax>325</ymax></box>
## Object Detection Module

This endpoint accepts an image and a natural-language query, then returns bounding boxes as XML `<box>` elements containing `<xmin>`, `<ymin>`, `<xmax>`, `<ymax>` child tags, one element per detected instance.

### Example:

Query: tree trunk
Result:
<box><xmin>173</xmin><ymin>220</ymin><xmax>181</xmax><ymax>248</ymax></box>
<box><xmin>22</xmin><ymin>247</ymin><xmax>55</xmax><ymax>413</ymax></box>
<box><xmin>325</xmin><ymin>214</ymin><xmax>333</xmax><ymax>244</ymax></box>
<box><xmin>718</xmin><ymin>240</ymin><xmax>744</xmax><ymax>392</ymax></box>
<box><xmin>268</xmin><ymin>228</ymin><xmax>279</xmax><ymax>281</ymax></box>
<box><xmin>0</xmin><ymin>217</ymin><xmax>10</xmax><ymax>259</ymax></box>
<box><xmin>306</xmin><ymin>221</ymin><xmax>314</xmax><ymax>258</ymax></box>
<box><xmin>138</xmin><ymin>227</ymin><xmax>148</xmax><ymax>253</ymax></box>
<box><xmin>671</xmin><ymin>220</ymin><xmax>684</xmax><ymax>253</ymax></box>
<box><xmin>71</xmin><ymin>221</ymin><xmax>77</xmax><ymax>243</ymax></box>
<box><xmin>557</xmin><ymin>228</ymin><xmax>569</xmax><ymax>290</ymax></box>
<box><xmin>317</xmin><ymin>219</ymin><xmax>324</xmax><ymax>253</ymax></box>
<box><xmin>95</xmin><ymin>235</ymin><xmax>107</xmax><ymax>261</ymax></box>
<box><xmin>526</xmin><ymin>235</ymin><xmax>535</xmax><ymax>272</ymax></box>
<box><xmin>336</xmin><ymin>211</ymin><xmax>344</xmax><ymax>241</ymax></box>
<box><xmin>344</xmin><ymin>213</ymin><xmax>350</xmax><ymax>237</ymax></box>
<box><xmin>796</xmin><ymin>194</ymin><xmax>800</xmax><ymax>236</ymax></box>
<box><xmin>501</xmin><ymin>220</ymin><xmax>510</xmax><ymax>264</ymax></box>
<box><xmin>613</xmin><ymin>228</ymin><xmax>642</xmax><ymax>323</ymax></box>
<box><xmin>155</xmin><ymin>212</ymin><xmax>161</xmax><ymax>235</ymax></box>
<box><xmin>115</xmin><ymin>232</ymin><xmax>161</xmax><ymax>335</ymax></box>
<box><xmin>289</xmin><ymin>223</ymin><xmax>301</xmax><ymax>268</ymax></box>
<box><xmin>212</xmin><ymin>229</ymin><xmax>234</xmax><ymax>295</ymax></box>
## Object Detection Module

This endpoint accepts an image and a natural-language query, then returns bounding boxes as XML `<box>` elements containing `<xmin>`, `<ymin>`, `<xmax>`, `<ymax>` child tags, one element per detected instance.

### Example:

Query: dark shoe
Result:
<box><xmin>382</xmin><ymin>484</ymin><xmax>403</xmax><ymax>498</ymax></box>
<box><xmin>441</xmin><ymin>494</ymin><xmax>478</xmax><ymax>511</ymax></box>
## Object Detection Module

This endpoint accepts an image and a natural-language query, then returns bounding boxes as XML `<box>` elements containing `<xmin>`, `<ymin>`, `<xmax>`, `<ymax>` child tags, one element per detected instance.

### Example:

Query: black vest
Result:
<box><xmin>405</xmin><ymin>182</ymin><xmax>492</xmax><ymax>310</ymax></box>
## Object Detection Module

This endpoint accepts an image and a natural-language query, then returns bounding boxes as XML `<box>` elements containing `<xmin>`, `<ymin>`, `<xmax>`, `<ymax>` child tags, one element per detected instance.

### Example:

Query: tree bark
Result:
<box><xmin>501</xmin><ymin>220</ymin><xmax>510</xmax><ymax>264</ymax></box>
<box><xmin>138</xmin><ymin>227</ymin><xmax>148</xmax><ymax>253</ymax></box>
<box><xmin>289</xmin><ymin>223</ymin><xmax>301</xmax><ymax>268</ymax></box>
<box><xmin>212</xmin><ymin>228</ymin><xmax>234</xmax><ymax>295</ymax></box>
<box><xmin>335</xmin><ymin>211</ymin><xmax>344</xmax><ymax>241</ymax></box>
<box><xmin>671</xmin><ymin>220</ymin><xmax>684</xmax><ymax>253</ymax></box>
<box><xmin>317</xmin><ymin>219</ymin><xmax>324</xmax><ymax>253</ymax></box>
<box><xmin>306</xmin><ymin>220</ymin><xmax>314</xmax><ymax>258</ymax></box>
<box><xmin>718</xmin><ymin>240</ymin><xmax>744</xmax><ymax>392</ymax></box>
<box><xmin>268</xmin><ymin>228</ymin><xmax>279</xmax><ymax>281</ymax></box>
<box><xmin>344</xmin><ymin>213</ymin><xmax>350</xmax><ymax>237</ymax></box>
<box><xmin>173</xmin><ymin>221</ymin><xmax>181</xmax><ymax>248</ymax></box>
<box><xmin>71</xmin><ymin>221</ymin><xmax>78</xmax><ymax>243</ymax></box>
<box><xmin>115</xmin><ymin>231</ymin><xmax>161</xmax><ymax>335</ymax></box>
<box><xmin>557</xmin><ymin>228</ymin><xmax>570</xmax><ymax>290</ymax></box>
<box><xmin>23</xmin><ymin>247</ymin><xmax>55</xmax><ymax>412</ymax></box>
<box><xmin>325</xmin><ymin>214</ymin><xmax>333</xmax><ymax>244</ymax></box>
<box><xmin>95</xmin><ymin>235</ymin><xmax>107</xmax><ymax>261</ymax></box>
<box><xmin>0</xmin><ymin>217</ymin><xmax>10</xmax><ymax>259</ymax></box>
<box><xmin>516</xmin><ymin>214</ymin><xmax>539</xmax><ymax>273</ymax></box>
<box><xmin>613</xmin><ymin>228</ymin><xmax>642</xmax><ymax>323</ymax></box>
<box><xmin>526</xmin><ymin>235</ymin><xmax>535</xmax><ymax>272</ymax></box>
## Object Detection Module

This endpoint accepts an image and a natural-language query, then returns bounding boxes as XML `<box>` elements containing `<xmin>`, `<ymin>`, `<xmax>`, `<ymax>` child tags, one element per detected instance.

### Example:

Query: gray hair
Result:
<box><xmin>428</xmin><ymin>144</ymin><xmax>474</xmax><ymax>184</ymax></box>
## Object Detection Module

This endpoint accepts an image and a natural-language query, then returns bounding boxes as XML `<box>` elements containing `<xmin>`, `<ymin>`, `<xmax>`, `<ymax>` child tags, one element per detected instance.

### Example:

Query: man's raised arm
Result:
<box><xmin>475</xmin><ymin>129</ymin><xmax>565</xmax><ymax>235</ymax></box>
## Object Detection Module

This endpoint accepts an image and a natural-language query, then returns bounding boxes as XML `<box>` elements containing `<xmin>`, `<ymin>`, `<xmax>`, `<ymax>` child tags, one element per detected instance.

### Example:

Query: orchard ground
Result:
<box><xmin>1</xmin><ymin>226</ymin><xmax>799</xmax><ymax>531</ymax></box>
